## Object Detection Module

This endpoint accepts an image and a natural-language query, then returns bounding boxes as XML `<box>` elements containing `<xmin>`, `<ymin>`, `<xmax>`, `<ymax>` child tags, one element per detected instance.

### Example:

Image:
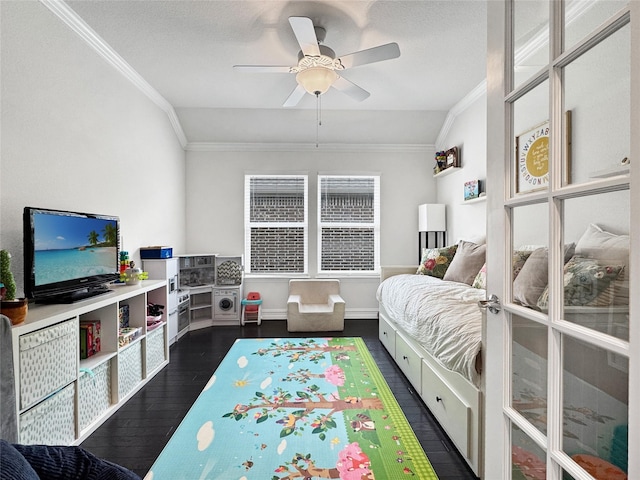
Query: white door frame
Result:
<box><xmin>484</xmin><ymin>1</ymin><xmax>639</xmax><ymax>478</ymax></box>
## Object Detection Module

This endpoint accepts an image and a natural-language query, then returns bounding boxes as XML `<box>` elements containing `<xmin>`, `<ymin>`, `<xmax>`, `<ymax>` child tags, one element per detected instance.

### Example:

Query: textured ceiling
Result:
<box><xmin>64</xmin><ymin>0</ymin><xmax>489</xmax><ymax>145</ymax></box>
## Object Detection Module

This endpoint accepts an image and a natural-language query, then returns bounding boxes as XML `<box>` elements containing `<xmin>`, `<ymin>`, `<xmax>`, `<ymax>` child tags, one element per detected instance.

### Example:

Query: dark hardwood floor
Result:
<box><xmin>81</xmin><ymin>319</ymin><xmax>479</xmax><ymax>480</ymax></box>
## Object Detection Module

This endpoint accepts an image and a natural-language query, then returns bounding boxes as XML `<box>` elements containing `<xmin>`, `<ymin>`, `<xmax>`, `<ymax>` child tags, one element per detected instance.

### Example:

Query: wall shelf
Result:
<box><xmin>433</xmin><ymin>166</ymin><xmax>460</xmax><ymax>178</ymax></box>
<box><xmin>461</xmin><ymin>196</ymin><xmax>486</xmax><ymax>205</ymax></box>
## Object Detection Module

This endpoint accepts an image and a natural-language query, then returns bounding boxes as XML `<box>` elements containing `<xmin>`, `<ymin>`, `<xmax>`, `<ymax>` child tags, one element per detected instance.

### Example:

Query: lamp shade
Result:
<box><xmin>296</xmin><ymin>66</ymin><xmax>338</xmax><ymax>95</ymax></box>
<box><xmin>418</xmin><ymin>204</ymin><xmax>446</xmax><ymax>232</ymax></box>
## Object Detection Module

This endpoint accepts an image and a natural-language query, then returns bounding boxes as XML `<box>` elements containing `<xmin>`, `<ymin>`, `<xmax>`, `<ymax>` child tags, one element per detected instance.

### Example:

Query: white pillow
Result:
<box><xmin>443</xmin><ymin>240</ymin><xmax>486</xmax><ymax>285</ymax></box>
<box><xmin>575</xmin><ymin>224</ymin><xmax>629</xmax><ymax>305</ymax></box>
<box><xmin>575</xmin><ymin>224</ymin><xmax>629</xmax><ymax>265</ymax></box>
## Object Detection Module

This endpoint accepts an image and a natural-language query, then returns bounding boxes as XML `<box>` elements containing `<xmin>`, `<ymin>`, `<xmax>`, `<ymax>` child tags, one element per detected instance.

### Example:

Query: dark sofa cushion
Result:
<box><xmin>12</xmin><ymin>444</ymin><xmax>141</xmax><ymax>480</ymax></box>
<box><xmin>0</xmin><ymin>440</ymin><xmax>40</xmax><ymax>480</ymax></box>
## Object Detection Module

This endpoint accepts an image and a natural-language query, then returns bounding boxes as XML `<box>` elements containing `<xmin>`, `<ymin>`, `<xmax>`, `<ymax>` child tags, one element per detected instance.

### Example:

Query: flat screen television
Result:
<box><xmin>24</xmin><ymin>207</ymin><xmax>120</xmax><ymax>303</ymax></box>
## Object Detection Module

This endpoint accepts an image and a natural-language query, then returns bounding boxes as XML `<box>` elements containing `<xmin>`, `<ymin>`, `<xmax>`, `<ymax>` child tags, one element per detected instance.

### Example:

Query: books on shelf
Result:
<box><xmin>118</xmin><ymin>327</ymin><xmax>142</xmax><ymax>348</ymax></box>
<box><xmin>80</xmin><ymin>320</ymin><xmax>101</xmax><ymax>359</ymax></box>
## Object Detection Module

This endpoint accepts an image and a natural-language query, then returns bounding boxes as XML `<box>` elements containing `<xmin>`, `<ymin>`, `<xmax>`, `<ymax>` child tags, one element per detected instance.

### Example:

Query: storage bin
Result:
<box><xmin>19</xmin><ymin>383</ymin><xmax>75</xmax><ymax>445</ymax></box>
<box><xmin>19</xmin><ymin>319</ymin><xmax>77</xmax><ymax>410</ymax></box>
<box><xmin>140</xmin><ymin>246</ymin><xmax>173</xmax><ymax>259</ymax></box>
<box><xmin>146</xmin><ymin>325</ymin><xmax>166</xmax><ymax>374</ymax></box>
<box><xmin>118</xmin><ymin>341</ymin><xmax>142</xmax><ymax>399</ymax></box>
<box><xmin>78</xmin><ymin>361</ymin><xmax>112</xmax><ymax>431</ymax></box>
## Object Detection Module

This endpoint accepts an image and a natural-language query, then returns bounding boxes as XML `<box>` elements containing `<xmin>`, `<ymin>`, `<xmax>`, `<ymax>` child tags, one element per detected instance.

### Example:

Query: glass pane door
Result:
<box><xmin>486</xmin><ymin>1</ymin><xmax>635</xmax><ymax>479</ymax></box>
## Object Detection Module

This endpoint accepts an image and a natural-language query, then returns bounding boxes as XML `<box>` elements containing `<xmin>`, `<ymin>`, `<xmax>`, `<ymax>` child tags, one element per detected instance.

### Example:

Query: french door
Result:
<box><xmin>484</xmin><ymin>1</ymin><xmax>638</xmax><ymax>479</ymax></box>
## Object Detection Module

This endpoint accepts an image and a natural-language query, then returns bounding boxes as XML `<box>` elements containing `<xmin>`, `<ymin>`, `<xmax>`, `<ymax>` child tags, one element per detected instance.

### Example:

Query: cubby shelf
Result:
<box><xmin>9</xmin><ymin>280</ymin><xmax>170</xmax><ymax>446</ymax></box>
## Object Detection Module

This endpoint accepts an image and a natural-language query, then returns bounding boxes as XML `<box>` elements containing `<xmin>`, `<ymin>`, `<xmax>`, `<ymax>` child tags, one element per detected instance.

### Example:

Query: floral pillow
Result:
<box><xmin>416</xmin><ymin>244</ymin><xmax>458</xmax><ymax>278</ymax></box>
<box><xmin>472</xmin><ymin>263</ymin><xmax>487</xmax><ymax>289</ymax></box>
<box><xmin>512</xmin><ymin>249</ymin><xmax>535</xmax><ymax>280</ymax></box>
<box><xmin>537</xmin><ymin>256</ymin><xmax>624</xmax><ymax>309</ymax></box>
<box><xmin>472</xmin><ymin>249</ymin><xmax>535</xmax><ymax>290</ymax></box>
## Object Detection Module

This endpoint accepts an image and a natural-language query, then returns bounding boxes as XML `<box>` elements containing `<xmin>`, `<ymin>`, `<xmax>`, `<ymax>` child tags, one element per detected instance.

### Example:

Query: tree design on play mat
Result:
<box><xmin>253</xmin><ymin>339</ymin><xmax>357</xmax><ymax>364</ymax></box>
<box><xmin>273</xmin><ymin>444</ymin><xmax>374</xmax><ymax>480</ymax></box>
<box><xmin>283</xmin><ymin>365</ymin><xmax>346</xmax><ymax>386</ymax></box>
<box><xmin>223</xmin><ymin>384</ymin><xmax>383</xmax><ymax>440</ymax></box>
<box><xmin>225</xmin><ymin>340</ymin><xmax>381</xmax><ymax>440</ymax></box>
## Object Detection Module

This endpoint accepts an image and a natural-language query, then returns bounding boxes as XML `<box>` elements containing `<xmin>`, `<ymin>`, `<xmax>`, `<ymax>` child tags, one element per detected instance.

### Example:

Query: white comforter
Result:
<box><xmin>376</xmin><ymin>274</ymin><xmax>485</xmax><ymax>386</ymax></box>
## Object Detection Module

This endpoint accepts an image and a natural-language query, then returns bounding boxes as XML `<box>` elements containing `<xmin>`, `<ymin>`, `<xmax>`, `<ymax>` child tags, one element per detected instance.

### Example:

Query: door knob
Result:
<box><xmin>478</xmin><ymin>294</ymin><xmax>501</xmax><ymax>314</ymax></box>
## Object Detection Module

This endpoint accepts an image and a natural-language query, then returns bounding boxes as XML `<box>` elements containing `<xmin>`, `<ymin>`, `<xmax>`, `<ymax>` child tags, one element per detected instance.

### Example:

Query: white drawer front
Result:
<box><xmin>146</xmin><ymin>326</ymin><xmax>166</xmax><ymax>374</ymax></box>
<box><xmin>394</xmin><ymin>332</ymin><xmax>422</xmax><ymax>394</ymax></box>
<box><xmin>19</xmin><ymin>383</ymin><xmax>76</xmax><ymax>445</ymax></box>
<box><xmin>378</xmin><ymin>315</ymin><xmax>396</xmax><ymax>357</ymax></box>
<box><xmin>118</xmin><ymin>341</ymin><xmax>142</xmax><ymax>399</ymax></box>
<box><xmin>421</xmin><ymin>360</ymin><xmax>470</xmax><ymax>458</ymax></box>
<box><xmin>79</xmin><ymin>361</ymin><xmax>112</xmax><ymax>432</ymax></box>
<box><xmin>19</xmin><ymin>319</ymin><xmax>77</xmax><ymax>409</ymax></box>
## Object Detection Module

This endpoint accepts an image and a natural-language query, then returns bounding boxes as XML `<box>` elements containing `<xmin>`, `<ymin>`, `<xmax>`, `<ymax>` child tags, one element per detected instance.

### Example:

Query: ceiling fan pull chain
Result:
<box><xmin>316</xmin><ymin>92</ymin><xmax>320</xmax><ymax>148</ymax></box>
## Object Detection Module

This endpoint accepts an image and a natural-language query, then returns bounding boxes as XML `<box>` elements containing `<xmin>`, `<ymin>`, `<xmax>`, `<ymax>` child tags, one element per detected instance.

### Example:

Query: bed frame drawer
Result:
<box><xmin>421</xmin><ymin>360</ymin><xmax>471</xmax><ymax>458</ymax></box>
<box><xmin>378</xmin><ymin>314</ymin><xmax>397</xmax><ymax>357</ymax></box>
<box><xmin>395</xmin><ymin>331</ymin><xmax>422</xmax><ymax>394</ymax></box>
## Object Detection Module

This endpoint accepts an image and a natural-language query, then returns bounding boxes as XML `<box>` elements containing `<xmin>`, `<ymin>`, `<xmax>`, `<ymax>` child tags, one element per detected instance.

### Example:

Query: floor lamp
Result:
<box><xmin>418</xmin><ymin>204</ymin><xmax>446</xmax><ymax>262</ymax></box>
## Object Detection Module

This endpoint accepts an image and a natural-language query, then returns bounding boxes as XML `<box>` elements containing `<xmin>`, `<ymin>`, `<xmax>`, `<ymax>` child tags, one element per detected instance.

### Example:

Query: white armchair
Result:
<box><xmin>287</xmin><ymin>279</ymin><xmax>345</xmax><ymax>332</ymax></box>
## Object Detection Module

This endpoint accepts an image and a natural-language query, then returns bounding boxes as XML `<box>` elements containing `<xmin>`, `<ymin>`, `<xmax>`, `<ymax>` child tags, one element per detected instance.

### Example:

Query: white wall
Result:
<box><xmin>436</xmin><ymin>94</ymin><xmax>488</xmax><ymax>244</ymax></box>
<box><xmin>185</xmin><ymin>147</ymin><xmax>436</xmax><ymax>317</ymax></box>
<box><xmin>0</xmin><ymin>1</ymin><xmax>187</xmax><ymax>297</ymax></box>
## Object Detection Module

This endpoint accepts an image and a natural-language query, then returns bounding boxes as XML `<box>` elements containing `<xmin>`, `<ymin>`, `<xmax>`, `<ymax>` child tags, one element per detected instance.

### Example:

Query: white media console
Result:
<box><xmin>7</xmin><ymin>280</ymin><xmax>169</xmax><ymax>445</ymax></box>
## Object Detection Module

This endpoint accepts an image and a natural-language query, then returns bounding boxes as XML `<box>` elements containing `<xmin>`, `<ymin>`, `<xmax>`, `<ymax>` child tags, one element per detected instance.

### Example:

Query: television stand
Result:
<box><xmin>35</xmin><ymin>285</ymin><xmax>112</xmax><ymax>304</ymax></box>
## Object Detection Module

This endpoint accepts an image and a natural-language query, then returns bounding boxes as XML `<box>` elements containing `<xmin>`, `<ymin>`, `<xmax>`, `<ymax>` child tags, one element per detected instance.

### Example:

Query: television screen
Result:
<box><xmin>24</xmin><ymin>207</ymin><xmax>120</xmax><ymax>303</ymax></box>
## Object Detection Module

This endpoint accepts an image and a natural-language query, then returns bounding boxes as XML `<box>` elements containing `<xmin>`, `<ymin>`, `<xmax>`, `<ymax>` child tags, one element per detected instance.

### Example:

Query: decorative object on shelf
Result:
<box><xmin>418</xmin><ymin>204</ymin><xmax>446</xmax><ymax>262</ymax></box>
<box><xmin>119</xmin><ymin>304</ymin><xmax>130</xmax><ymax>329</ymax></box>
<box><xmin>464</xmin><ymin>179</ymin><xmax>480</xmax><ymax>201</ymax></box>
<box><xmin>120</xmin><ymin>261</ymin><xmax>149</xmax><ymax>286</ymax></box>
<box><xmin>119</xmin><ymin>251</ymin><xmax>129</xmax><ymax>274</ymax></box>
<box><xmin>146</xmin><ymin>302</ymin><xmax>165</xmax><ymax>331</ymax></box>
<box><xmin>433</xmin><ymin>146</ymin><xmax>460</xmax><ymax>175</ymax></box>
<box><xmin>434</xmin><ymin>150</ymin><xmax>447</xmax><ymax>174</ymax></box>
<box><xmin>118</xmin><ymin>327</ymin><xmax>142</xmax><ymax>348</ymax></box>
<box><xmin>445</xmin><ymin>146</ymin><xmax>460</xmax><ymax>168</ymax></box>
<box><xmin>516</xmin><ymin>120</ymin><xmax>550</xmax><ymax>193</ymax></box>
<box><xmin>140</xmin><ymin>246</ymin><xmax>173</xmax><ymax>259</ymax></box>
<box><xmin>0</xmin><ymin>249</ymin><xmax>28</xmax><ymax>325</ymax></box>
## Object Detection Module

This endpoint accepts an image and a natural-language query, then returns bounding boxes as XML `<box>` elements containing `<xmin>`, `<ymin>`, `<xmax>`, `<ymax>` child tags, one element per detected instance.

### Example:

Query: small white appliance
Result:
<box><xmin>213</xmin><ymin>287</ymin><xmax>240</xmax><ymax>322</ymax></box>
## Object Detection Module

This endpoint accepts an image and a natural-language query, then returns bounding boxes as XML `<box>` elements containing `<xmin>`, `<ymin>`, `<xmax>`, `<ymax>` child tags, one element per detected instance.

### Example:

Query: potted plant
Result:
<box><xmin>1</xmin><ymin>249</ymin><xmax>28</xmax><ymax>325</ymax></box>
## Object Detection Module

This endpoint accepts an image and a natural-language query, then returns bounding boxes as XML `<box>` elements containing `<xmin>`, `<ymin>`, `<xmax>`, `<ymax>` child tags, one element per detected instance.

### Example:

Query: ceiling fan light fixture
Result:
<box><xmin>296</xmin><ymin>66</ymin><xmax>338</xmax><ymax>95</ymax></box>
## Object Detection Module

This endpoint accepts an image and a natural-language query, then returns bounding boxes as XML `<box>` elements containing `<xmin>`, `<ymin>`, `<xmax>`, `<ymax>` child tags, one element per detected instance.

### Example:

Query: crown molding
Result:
<box><xmin>39</xmin><ymin>0</ymin><xmax>188</xmax><ymax>148</ymax></box>
<box><xmin>186</xmin><ymin>142</ymin><xmax>433</xmax><ymax>153</ymax></box>
<box><xmin>435</xmin><ymin>80</ymin><xmax>487</xmax><ymax>148</ymax></box>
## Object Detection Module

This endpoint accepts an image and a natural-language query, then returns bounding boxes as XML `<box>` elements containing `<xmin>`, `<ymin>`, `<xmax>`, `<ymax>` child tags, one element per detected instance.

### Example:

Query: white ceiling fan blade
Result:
<box><xmin>289</xmin><ymin>17</ymin><xmax>321</xmax><ymax>57</ymax></box>
<box><xmin>283</xmin><ymin>84</ymin><xmax>307</xmax><ymax>107</ymax></box>
<box><xmin>233</xmin><ymin>65</ymin><xmax>292</xmax><ymax>73</ymax></box>
<box><xmin>331</xmin><ymin>75</ymin><xmax>370</xmax><ymax>102</ymax></box>
<box><xmin>338</xmin><ymin>42</ymin><xmax>401</xmax><ymax>69</ymax></box>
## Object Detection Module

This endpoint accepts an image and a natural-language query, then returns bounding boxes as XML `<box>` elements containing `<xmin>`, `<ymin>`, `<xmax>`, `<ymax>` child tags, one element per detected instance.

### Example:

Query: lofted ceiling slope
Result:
<box><xmin>63</xmin><ymin>0</ymin><xmax>488</xmax><ymax>146</ymax></box>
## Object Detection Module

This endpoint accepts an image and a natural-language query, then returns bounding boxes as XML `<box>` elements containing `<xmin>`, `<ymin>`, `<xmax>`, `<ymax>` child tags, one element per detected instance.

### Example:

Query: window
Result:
<box><xmin>317</xmin><ymin>175</ymin><xmax>380</xmax><ymax>274</ymax></box>
<box><xmin>244</xmin><ymin>175</ymin><xmax>308</xmax><ymax>274</ymax></box>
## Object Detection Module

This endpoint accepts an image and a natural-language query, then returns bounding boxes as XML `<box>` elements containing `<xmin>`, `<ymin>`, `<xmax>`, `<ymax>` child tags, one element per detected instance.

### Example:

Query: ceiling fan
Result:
<box><xmin>234</xmin><ymin>16</ymin><xmax>401</xmax><ymax>107</ymax></box>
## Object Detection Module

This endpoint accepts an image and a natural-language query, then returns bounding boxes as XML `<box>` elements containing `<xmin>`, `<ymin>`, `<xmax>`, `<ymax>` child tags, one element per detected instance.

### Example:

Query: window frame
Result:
<box><xmin>244</xmin><ymin>174</ymin><xmax>308</xmax><ymax>276</ymax></box>
<box><xmin>316</xmin><ymin>174</ymin><xmax>381</xmax><ymax>276</ymax></box>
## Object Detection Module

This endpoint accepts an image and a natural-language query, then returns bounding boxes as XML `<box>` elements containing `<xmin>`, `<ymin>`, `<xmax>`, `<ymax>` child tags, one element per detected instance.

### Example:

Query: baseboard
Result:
<box><xmin>260</xmin><ymin>308</ymin><xmax>379</xmax><ymax>321</ymax></box>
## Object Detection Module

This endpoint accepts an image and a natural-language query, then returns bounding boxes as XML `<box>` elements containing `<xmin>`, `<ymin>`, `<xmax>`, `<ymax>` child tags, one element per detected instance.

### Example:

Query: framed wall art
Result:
<box><xmin>445</xmin><ymin>146</ymin><xmax>460</xmax><ymax>168</ymax></box>
<box><xmin>464</xmin><ymin>179</ymin><xmax>480</xmax><ymax>201</ymax></box>
<box><xmin>515</xmin><ymin>120</ymin><xmax>549</xmax><ymax>194</ymax></box>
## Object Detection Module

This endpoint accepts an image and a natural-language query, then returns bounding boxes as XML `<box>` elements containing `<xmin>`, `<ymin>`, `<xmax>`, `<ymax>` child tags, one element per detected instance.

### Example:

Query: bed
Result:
<box><xmin>376</xmin><ymin>240</ymin><xmax>486</xmax><ymax>477</ymax></box>
<box><xmin>377</xmin><ymin>224</ymin><xmax>631</xmax><ymax>479</ymax></box>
